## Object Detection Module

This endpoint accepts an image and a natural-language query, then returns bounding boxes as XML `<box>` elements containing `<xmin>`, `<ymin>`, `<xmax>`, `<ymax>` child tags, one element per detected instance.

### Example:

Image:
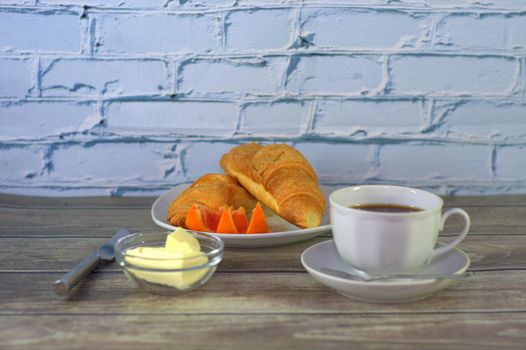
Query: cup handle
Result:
<box><xmin>431</xmin><ymin>208</ymin><xmax>470</xmax><ymax>258</ymax></box>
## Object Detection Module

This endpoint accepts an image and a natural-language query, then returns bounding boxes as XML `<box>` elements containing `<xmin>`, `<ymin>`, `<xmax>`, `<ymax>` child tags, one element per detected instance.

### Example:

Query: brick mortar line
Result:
<box><xmin>521</xmin><ymin>57</ymin><xmax>526</xmax><ymax>96</ymax></box>
<box><xmin>2</xmin><ymin>50</ymin><xmax>526</xmax><ymax>60</ymax></box>
<box><xmin>2</xmin><ymin>95</ymin><xmax>525</xmax><ymax>103</ymax></box>
<box><xmin>2</xmin><ymin>96</ymin><xmax>526</xmax><ymax>103</ymax></box>
<box><xmin>2</xmin><ymin>4</ymin><xmax>526</xmax><ymax>15</ymax></box>
<box><xmin>1</xmin><ymin>135</ymin><xmax>526</xmax><ymax>146</ymax></box>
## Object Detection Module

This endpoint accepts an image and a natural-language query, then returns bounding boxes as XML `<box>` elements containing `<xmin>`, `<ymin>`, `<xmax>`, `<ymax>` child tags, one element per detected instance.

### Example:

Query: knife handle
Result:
<box><xmin>53</xmin><ymin>252</ymin><xmax>101</xmax><ymax>296</ymax></box>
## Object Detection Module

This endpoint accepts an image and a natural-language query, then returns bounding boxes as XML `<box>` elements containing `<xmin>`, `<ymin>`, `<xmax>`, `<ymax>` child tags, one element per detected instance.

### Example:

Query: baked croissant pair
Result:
<box><xmin>167</xmin><ymin>143</ymin><xmax>326</xmax><ymax>230</ymax></box>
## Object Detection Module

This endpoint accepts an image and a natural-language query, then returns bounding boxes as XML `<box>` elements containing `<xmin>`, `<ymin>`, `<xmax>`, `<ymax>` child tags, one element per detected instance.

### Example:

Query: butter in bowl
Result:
<box><xmin>114</xmin><ymin>229</ymin><xmax>224</xmax><ymax>294</ymax></box>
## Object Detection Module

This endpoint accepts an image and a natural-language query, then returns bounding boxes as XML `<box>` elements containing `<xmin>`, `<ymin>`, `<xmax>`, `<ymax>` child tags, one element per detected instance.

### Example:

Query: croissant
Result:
<box><xmin>167</xmin><ymin>173</ymin><xmax>257</xmax><ymax>227</ymax></box>
<box><xmin>220</xmin><ymin>143</ymin><xmax>325</xmax><ymax>228</ymax></box>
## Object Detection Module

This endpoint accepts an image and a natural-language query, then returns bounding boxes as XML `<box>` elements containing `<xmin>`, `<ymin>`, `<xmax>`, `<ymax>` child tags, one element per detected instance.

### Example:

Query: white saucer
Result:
<box><xmin>151</xmin><ymin>183</ymin><xmax>331</xmax><ymax>248</ymax></box>
<box><xmin>301</xmin><ymin>240</ymin><xmax>470</xmax><ymax>303</ymax></box>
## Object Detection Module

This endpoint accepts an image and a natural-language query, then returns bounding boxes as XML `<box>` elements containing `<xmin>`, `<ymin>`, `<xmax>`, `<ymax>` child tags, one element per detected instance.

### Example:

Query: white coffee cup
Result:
<box><xmin>329</xmin><ymin>185</ymin><xmax>470</xmax><ymax>273</ymax></box>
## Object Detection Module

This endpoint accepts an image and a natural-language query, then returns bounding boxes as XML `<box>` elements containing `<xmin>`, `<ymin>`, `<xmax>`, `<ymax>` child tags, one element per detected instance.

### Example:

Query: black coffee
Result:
<box><xmin>350</xmin><ymin>204</ymin><xmax>423</xmax><ymax>213</ymax></box>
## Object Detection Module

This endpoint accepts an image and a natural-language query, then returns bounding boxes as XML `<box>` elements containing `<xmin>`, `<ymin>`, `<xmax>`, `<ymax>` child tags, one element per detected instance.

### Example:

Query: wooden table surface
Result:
<box><xmin>1</xmin><ymin>193</ymin><xmax>525</xmax><ymax>349</ymax></box>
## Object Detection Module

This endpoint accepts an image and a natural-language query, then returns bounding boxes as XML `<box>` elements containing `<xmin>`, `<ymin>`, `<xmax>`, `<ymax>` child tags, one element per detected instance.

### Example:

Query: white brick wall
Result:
<box><xmin>0</xmin><ymin>58</ymin><xmax>32</xmax><ymax>97</ymax></box>
<box><xmin>0</xmin><ymin>0</ymin><xmax>525</xmax><ymax>196</ymax></box>
<box><xmin>389</xmin><ymin>55</ymin><xmax>518</xmax><ymax>95</ymax></box>
<box><xmin>377</xmin><ymin>143</ymin><xmax>490</xmax><ymax>180</ymax></box>
<box><xmin>95</xmin><ymin>13</ymin><xmax>219</xmax><ymax>54</ymax></box>
<box><xmin>285</xmin><ymin>55</ymin><xmax>384</xmax><ymax>94</ymax></box>
<box><xmin>436</xmin><ymin>13</ymin><xmax>526</xmax><ymax>50</ymax></box>
<box><xmin>240</xmin><ymin>101</ymin><xmax>309</xmax><ymax>136</ymax></box>
<box><xmin>0</xmin><ymin>11</ymin><xmax>80</xmax><ymax>52</ymax></box>
<box><xmin>50</xmin><ymin>143</ymin><xmax>174</xmax><ymax>180</ymax></box>
<box><xmin>0</xmin><ymin>101</ymin><xmax>97</xmax><ymax>139</ymax></box>
<box><xmin>225</xmin><ymin>9</ymin><xmax>295</xmax><ymax>51</ymax></box>
<box><xmin>300</xmin><ymin>9</ymin><xmax>428</xmax><ymax>49</ymax></box>
<box><xmin>106</xmin><ymin>101</ymin><xmax>238</xmax><ymax>136</ymax></box>
<box><xmin>313</xmin><ymin>100</ymin><xmax>424</xmax><ymax>135</ymax></box>
<box><xmin>40</xmin><ymin>58</ymin><xmax>172</xmax><ymax>97</ymax></box>
<box><xmin>178</xmin><ymin>57</ymin><xmax>286</xmax><ymax>95</ymax></box>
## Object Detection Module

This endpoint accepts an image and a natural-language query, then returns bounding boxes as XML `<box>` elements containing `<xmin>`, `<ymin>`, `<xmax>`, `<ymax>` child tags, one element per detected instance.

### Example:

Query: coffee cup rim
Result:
<box><xmin>329</xmin><ymin>185</ymin><xmax>443</xmax><ymax>216</ymax></box>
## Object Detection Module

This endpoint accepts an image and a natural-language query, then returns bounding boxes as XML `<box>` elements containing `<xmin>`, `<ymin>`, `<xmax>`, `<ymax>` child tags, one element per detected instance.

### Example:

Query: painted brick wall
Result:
<box><xmin>1</xmin><ymin>0</ymin><xmax>525</xmax><ymax>196</ymax></box>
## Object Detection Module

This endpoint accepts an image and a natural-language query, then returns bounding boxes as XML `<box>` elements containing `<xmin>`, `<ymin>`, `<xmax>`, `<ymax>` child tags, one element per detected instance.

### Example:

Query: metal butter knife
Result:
<box><xmin>53</xmin><ymin>228</ymin><xmax>131</xmax><ymax>296</ymax></box>
<box><xmin>320</xmin><ymin>267</ymin><xmax>473</xmax><ymax>282</ymax></box>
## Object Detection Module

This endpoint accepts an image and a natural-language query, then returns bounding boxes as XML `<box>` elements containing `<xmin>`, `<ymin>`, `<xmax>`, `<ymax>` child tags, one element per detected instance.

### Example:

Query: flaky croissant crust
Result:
<box><xmin>167</xmin><ymin>173</ymin><xmax>257</xmax><ymax>227</ymax></box>
<box><xmin>221</xmin><ymin>143</ymin><xmax>325</xmax><ymax>228</ymax></box>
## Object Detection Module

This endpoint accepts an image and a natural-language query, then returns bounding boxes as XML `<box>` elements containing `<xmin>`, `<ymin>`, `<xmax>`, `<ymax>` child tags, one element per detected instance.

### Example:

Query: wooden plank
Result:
<box><xmin>443</xmin><ymin>195</ymin><xmax>526</xmax><ymax>207</ymax></box>
<box><xmin>0</xmin><ymin>207</ymin><xmax>159</xmax><ymax>236</ymax></box>
<box><xmin>0</xmin><ymin>235</ymin><xmax>524</xmax><ymax>272</ymax></box>
<box><xmin>1</xmin><ymin>204</ymin><xmax>525</xmax><ymax>236</ymax></box>
<box><xmin>0</xmin><ymin>193</ymin><xmax>154</xmax><ymax>209</ymax></box>
<box><xmin>1</xmin><ymin>313</ymin><xmax>526</xmax><ymax>350</ymax></box>
<box><xmin>1</xmin><ymin>271</ymin><xmax>525</xmax><ymax>315</ymax></box>
<box><xmin>1</xmin><ymin>192</ymin><xmax>524</xmax><ymax>350</ymax></box>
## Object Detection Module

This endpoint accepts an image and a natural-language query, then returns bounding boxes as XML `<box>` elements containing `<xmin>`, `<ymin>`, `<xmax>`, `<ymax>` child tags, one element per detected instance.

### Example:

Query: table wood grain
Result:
<box><xmin>1</xmin><ymin>193</ymin><xmax>525</xmax><ymax>349</ymax></box>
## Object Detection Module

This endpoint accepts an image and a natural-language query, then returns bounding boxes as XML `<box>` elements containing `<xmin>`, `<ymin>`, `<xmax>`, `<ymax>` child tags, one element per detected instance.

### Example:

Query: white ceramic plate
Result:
<box><xmin>301</xmin><ymin>240</ymin><xmax>470</xmax><ymax>303</ymax></box>
<box><xmin>151</xmin><ymin>183</ymin><xmax>331</xmax><ymax>248</ymax></box>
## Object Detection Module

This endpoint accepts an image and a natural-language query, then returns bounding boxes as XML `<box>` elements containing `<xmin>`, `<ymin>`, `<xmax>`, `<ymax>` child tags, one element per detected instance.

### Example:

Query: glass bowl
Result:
<box><xmin>114</xmin><ymin>230</ymin><xmax>224</xmax><ymax>294</ymax></box>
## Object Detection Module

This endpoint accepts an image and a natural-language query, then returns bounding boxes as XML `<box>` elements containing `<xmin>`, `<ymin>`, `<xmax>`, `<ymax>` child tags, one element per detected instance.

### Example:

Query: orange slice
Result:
<box><xmin>216</xmin><ymin>207</ymin><xmax>239</xmax><ymax>234</ymax></box>
<box><xmin>185</xmin><ymin>205</ymin><xmax>212</xmax><ymax>232</ymax></box>
<box><xmin>246</xmin><ymin>202</ymin><xmax>269</xmax><ymax>234</ymax></box>
<box><xmin>231</xmin><ymin>207</ymin><xmax>248</xmax><ymax>233</ymax></box>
